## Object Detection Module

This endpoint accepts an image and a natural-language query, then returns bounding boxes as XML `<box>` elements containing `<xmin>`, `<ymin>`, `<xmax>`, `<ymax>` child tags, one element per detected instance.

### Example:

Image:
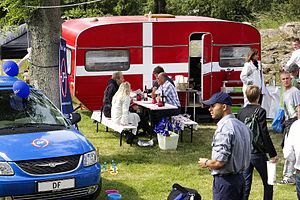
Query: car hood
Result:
<box><xmin>0</xmin><ymin>129</ymin><xmax>94</xmax><ymax>161</ymax></box>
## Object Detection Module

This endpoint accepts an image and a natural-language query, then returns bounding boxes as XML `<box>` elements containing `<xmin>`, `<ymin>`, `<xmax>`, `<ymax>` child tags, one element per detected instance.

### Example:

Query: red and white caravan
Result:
<box><xmin>62</xmin><ymin>14</ymin><xmax>260</xmax><ymax>111</ymax></box>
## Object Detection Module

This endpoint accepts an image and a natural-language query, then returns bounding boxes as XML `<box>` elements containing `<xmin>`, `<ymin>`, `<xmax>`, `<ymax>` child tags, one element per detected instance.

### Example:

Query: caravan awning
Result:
<box><xmin>0</xmin><ymin>24</ymin><xmax>31</xmax><ymax>60</ymax></box>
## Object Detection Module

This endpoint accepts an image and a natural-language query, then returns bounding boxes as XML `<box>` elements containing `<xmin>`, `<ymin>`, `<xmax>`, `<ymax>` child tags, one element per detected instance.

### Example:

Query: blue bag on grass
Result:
<box><xmin>272</xmin><ymin>107</ymin><xmax>284</xmax><ymax>133</ymax></box>
<box><xmin>167</xmin><ymin>183</ymin><xmax>201</xmax><ymax>200</ymax></box>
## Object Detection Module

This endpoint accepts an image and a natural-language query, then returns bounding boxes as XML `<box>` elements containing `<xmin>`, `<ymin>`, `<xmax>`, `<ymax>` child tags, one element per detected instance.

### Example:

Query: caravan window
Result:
<box><xmin>189</xmin><ymin>40</ymin><xmax>202</xmax><ymax>57</ymax></box>
<box><xmin>66</xmin><ymin>48</ymin><xmax>72</xmax><ymax>74</ymax></box>
<box><xmin>219</xmin><ymin>47</ymin><xmax>250</xmax><ymax>67</ymax></box>
<box><xmin>85</xmin><ymin>50</ymin><xmax>129</xmax><ymax>71</ymax></box>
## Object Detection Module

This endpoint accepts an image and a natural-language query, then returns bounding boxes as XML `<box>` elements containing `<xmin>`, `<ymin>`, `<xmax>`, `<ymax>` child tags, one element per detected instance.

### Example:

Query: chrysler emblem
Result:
<box><xmin>36</xmin><ymin>161</ymin><xmax>68</xmax><ymax>168</ymax></box>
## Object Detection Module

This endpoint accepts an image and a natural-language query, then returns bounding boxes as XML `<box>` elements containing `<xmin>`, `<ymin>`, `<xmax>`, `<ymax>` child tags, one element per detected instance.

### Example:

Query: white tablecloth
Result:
<box><xmin>133</xmin><ymin>100</ymin><xmax>178</xmax><ymax>110</ymax></box>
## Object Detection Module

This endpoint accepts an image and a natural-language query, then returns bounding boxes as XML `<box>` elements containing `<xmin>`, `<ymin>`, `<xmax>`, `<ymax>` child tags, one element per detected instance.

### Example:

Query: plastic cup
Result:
<box><xmin>105</xmin><ymin>189</ymin><xmax>119</xmax><ymax>194</ymax></box>
<box><xmin>107</xmin><ymin>193</ymin><xmax>122</xmax><ymax>200</ymax></box>
<box><xmin>157</xmin><ymin>101</ymin><xmax>163</xmax><ymax>107</ymax></box>
<box><xmin>152</xmin><ymin>98</ymin><xmax>157</xmax><ymax>104</ymax></box>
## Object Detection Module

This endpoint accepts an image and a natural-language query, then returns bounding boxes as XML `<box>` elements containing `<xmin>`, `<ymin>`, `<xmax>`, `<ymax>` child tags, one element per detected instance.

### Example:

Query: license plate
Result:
<box><xmin>37</xmin><ymin>178</ymin><xmax>75</xmax><ymax>192</ymax></box>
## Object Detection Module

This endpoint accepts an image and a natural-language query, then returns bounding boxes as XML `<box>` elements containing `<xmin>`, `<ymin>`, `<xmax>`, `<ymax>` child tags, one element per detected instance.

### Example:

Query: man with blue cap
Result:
<box><xmin>198</xmin><ymin>91</ymin><xmax>251</xmax><ymax>200</ymax></box>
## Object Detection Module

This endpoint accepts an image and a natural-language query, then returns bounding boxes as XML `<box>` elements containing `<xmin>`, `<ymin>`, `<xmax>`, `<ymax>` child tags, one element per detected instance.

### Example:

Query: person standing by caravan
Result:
<box><xmin>283</xmin><ymin>119</ymin><xmax>300</xmax><ymax>199</ymax></box>
<box><xmin>240</xmin><ymin>48</ymin><xmax>265</xmax><ymax>106</ymax></box>
<box><xmin>198</xmin><ymin>92</ymin><xmax>251</xmax><ymax>200</ymax></box>
<box><xmin>237</xmin><ymin>85</ymin><xmax>278</xmax><ymax>200</ymax></box>
<box><xmin>279</xmin><ymin>71</ymin><xmax>300</xmax><ymax>184</ymax></box>
<box><xmin>284</xmin><ymin>38</ymin><xmax>300</xmax><ymax>71</ymax></box>
<box><xmin>102</xmin><ymin>71</ymin><xmax>124</xmax><ymax>118</ymax></box>
<box><xmin>287</xmin><ymin>64</ymin><xmax>300</xmax><ymax>90</ymax></box>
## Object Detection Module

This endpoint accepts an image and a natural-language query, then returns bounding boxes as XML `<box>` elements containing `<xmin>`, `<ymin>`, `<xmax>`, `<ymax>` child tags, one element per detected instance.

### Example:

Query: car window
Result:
<box><xmin>0</xmin><ymin>89</ymin><xmax>68</xmax><ymax>133</ymax></box>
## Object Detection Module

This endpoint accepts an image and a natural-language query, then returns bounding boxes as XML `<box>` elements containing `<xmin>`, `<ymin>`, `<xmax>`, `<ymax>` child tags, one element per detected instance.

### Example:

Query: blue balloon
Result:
<box><xmin>2</xmin><ymin>60</ymin><xmax>19</xmax><ymax>77</ymax></box>
<box><xmin>13</xmin><ymin>80</ymin><xmax>30</xmax><ymax>98</ymax></box>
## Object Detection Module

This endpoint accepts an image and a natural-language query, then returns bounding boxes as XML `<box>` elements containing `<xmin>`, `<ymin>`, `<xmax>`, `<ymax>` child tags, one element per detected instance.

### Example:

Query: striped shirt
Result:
<box><xmin>211</xmin><ymin>114</ymin><xmax>251</xmax><ymax>176</ymax></box>
<box><xmin>155</xmin><ymin>80</ymin><xmax>181</xmax><ymax>108</ymax></box>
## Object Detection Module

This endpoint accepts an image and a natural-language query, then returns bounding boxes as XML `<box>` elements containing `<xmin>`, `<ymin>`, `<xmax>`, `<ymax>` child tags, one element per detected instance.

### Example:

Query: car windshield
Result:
<box><xmin>0</xmin><ymin>89</ymin><xmax>68</xmax><ymax>133</ymax></box>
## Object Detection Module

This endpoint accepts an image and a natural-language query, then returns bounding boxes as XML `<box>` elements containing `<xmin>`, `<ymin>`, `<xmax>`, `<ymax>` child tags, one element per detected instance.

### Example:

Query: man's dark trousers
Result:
<box><xmin>213</xmin><ymin>173</ymin><xmax>244</xmax><ymax>200</ymax></box>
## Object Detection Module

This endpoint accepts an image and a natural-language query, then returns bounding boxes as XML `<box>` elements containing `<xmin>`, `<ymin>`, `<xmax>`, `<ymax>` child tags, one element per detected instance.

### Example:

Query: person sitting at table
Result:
<box><xmin>151</xmin><ymin>66</ymin><xmax>175</xmax><ymax>96</ymax></box>
<box><xmin>152</xmin><ymin>66</ymin><xmax>175</xmax><ymax>87</ymax></box>
<box><xmin>111</xmin><ymin>82</ymin><xmax>140</xmax><ymax>136</ymax></box>
<box><xmin>151</xmin><ymin>72</ymin><xmax>181</xmax><ymax>124</ymax></box>
<box><xmin>102</xmin><ymin>71</ymin><xmax>124</xmax><ymax>118</ymax></box>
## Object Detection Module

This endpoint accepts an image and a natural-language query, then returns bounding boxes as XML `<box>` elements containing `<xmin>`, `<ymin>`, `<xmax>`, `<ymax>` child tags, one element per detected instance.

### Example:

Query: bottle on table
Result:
<box><xmin>161</xmin><ymin>89</ymin><xmax>166</xmax><ymax>106</ymax></box>
<box><xmin>136</xmin><ymin>93</ymin><xmax>142</xmax><ymax>101</ymax></box>
<box><xmin>143</xmin><ymin>85</ymin><xmax>148</xmax><ymax>101</ymax></box>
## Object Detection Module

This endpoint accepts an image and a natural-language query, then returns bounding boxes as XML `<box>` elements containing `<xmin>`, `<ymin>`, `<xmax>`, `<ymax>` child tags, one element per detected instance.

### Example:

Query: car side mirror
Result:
<box><xmin>69</xmin><ymin>112</ymin><xmax>81</xmax><ymax>125</ymax></box>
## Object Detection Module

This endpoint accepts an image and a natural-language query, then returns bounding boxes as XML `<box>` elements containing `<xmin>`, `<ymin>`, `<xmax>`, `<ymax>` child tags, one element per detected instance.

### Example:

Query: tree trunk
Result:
<box><xmin>29</xmin><ymin>0</ymin><xmax>61</xmax><ymax>108</ymax></box>
<box><xmin>154</xmin><ymin>0</ymin><xmax>166</xmax><ymax>13</ymax></box>
<box><xmin>121</xmin><ymin>0</ymin><xmax>127</xmax><ymax>15</ymax></box>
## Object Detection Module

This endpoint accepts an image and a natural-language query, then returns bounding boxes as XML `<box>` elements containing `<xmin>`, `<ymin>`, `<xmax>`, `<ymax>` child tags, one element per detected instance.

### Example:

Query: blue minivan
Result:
<box><xmin>0</xmin><ymin>76</ymin><xmax>101</xmax><ymax>199</ymax></box>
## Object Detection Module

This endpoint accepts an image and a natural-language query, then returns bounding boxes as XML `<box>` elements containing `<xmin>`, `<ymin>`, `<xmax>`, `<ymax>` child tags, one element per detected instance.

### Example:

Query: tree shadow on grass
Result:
<box><xmin>96</xmin><ymin>126</ymin><xmax>215</xmax><ymax>166</ymax></box>
<box><xmin>97</xmin><ymin>178</ymin><xmax>142</xmax><ymax>200</ymax></box>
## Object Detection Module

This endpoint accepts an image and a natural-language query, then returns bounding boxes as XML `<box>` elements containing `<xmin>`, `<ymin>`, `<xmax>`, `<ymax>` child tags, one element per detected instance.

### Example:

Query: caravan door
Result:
<box><xmin>201</xmin><ymin>33</ymin><xmax>213</xmax><ymax>101</ymax></box>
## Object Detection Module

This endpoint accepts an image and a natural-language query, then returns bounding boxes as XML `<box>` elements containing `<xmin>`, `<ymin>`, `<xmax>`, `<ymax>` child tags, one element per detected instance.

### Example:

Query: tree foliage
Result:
<box><xmin>62</xmin><ymin>0</ymin><xmax>114</xmax><ymax>19</ymax></box>
<box><xmin>114</xmin><ymin>0</ymin><xmax>147</xmax><ymax>16</ymax></box>
<box><xmin>0</xmin><ymin>0</ymin><xmax>41</xmax><ymax>27</ymax></box>
<box><xmin>1</xmin><ymin>0</ymin><xmax>300</xmax><ymax>28</ymax></box>
<box><xmin>0</xmin><ymin>0</ymin><xmax>299</xmax><ymax>107</ymax></box>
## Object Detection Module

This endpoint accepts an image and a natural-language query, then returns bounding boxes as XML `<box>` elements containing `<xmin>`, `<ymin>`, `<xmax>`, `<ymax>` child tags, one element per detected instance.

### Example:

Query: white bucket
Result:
<box><xmin>157</xmin><ymin>132</ymin><xmax>179</xmax><ymax>150</ymax></box>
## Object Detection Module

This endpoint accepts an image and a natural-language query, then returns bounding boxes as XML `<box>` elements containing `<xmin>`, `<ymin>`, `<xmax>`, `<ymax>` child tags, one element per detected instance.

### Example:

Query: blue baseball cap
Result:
<box><xmin>202</xmin><ymin>92</ymin><xmax>232</xmax><ymax>106</ymax></box>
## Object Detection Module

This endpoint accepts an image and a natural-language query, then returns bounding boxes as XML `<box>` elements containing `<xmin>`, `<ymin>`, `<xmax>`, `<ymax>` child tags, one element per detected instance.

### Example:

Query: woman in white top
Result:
<box><xmin>240</xmin><ymin>48</ymin><xmax>265</xmax><ymax>106</ymax></box>
<box><xmin>111</xmin><ymin>82</ymin><xmax>140</xmax><ymax>135</ymax></box>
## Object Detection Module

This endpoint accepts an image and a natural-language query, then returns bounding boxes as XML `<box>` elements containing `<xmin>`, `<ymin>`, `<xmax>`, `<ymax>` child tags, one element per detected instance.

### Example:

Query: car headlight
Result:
<box><xmin>0</xmin><ymin>197</ymin><xmax>13</xmax><ymax>200</ymax></box>
<box><xmin>83</xmin><ymin>151</ymin><xmax>98</xmax><ymax>167</ymax></box>
<box><xmin>0</xmin><ymin>162</ymin><xmax>14</xmax><ymax>176</ymax></box>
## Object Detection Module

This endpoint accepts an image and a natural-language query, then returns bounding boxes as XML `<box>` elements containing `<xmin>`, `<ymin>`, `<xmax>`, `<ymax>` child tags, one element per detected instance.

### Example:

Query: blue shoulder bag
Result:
<box><xmin>272</xmin><ymin>87</ymin><xmax>285</xmax><ymax>133</ymax></box>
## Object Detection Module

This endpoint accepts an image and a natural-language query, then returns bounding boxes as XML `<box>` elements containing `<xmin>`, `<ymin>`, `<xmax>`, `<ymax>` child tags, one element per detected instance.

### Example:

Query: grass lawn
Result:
<box><xmin>78</xmin><ymin>109</ymin><xmax>297</xmax><ymax>200</ymax></box>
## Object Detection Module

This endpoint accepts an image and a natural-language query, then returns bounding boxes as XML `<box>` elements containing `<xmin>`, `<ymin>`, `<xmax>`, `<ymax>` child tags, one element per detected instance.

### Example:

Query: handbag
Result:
<box><xmin>272</xmin><ymin>107</ymin><xmax>284</xmax><ymax>133</ymax></box>
<box><xmin>167</xmin><ymin>183</ymin><xmax>201</xmax><ymax>200</ymax></box>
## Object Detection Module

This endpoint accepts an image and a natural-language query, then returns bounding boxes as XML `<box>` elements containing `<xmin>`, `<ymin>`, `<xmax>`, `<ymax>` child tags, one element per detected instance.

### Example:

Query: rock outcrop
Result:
<box><xmin>261</xmin><ymin>22</ymin><xmax>300</xmax><ymax>85</ymax></box>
